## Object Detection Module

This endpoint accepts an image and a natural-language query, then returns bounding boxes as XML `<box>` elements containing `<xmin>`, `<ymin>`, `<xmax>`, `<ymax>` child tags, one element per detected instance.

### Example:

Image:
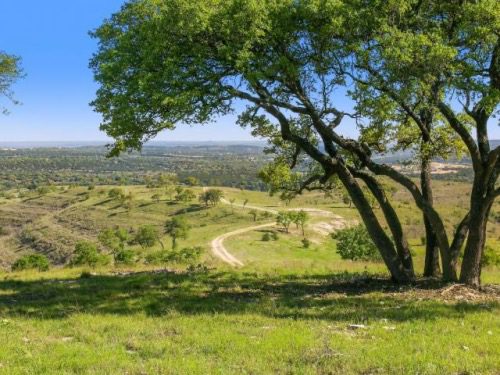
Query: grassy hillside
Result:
<box><xmin>0</xmin><ymin>181</ymin><xmax>498</xmax><ymax>373</ymax></box>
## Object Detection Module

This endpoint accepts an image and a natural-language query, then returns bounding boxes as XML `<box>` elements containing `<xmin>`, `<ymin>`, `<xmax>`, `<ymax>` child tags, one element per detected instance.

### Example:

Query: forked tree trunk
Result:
<box><xmin>336</xmin><ymin>165</ymin><xmax>412</xmax><ymax>283</ymax></box>
<box><xmin>354</xmin><ymin>170</ymin><xmax>415</xmax><ymax>280</ymax></box>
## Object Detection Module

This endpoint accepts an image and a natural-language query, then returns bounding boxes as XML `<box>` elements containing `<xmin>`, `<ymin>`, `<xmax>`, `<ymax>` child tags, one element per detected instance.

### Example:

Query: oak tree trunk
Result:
<box><xmin>421</xmin><ymin>157</ymin><xmax>441</xmax><ymax>277</ymax></box>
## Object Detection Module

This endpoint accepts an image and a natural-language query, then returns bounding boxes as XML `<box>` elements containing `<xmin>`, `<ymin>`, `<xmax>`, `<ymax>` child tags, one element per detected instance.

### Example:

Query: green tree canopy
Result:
<box><xmin>91</xmin><ymin>0</ymin><xmax>499</xmax><ymax>286</ymax></box>
<box><xmin>0</xmin><ymin>51</ymin><xmax>23</xmax><ymax>114</ymax></box>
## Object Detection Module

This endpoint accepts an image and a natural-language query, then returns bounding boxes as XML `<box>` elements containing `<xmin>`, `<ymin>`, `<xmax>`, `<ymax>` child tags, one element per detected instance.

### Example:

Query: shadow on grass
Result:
<box><xmin>0</xmin><ymin>270</ymin><xmax>496</xmax><ymax>322</ymax></box>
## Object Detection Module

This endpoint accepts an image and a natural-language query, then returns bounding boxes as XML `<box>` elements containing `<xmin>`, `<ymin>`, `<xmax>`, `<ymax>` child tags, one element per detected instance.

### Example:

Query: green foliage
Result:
<box><xmin>71</xmin><ymin>241</ymin><xmax>109</xmax><ymax>267</ymax></box>
<box><xmin>482</xmin><ymin>245</ymin><xmax>500</xmax><ymax>267</ymax></box>
<box><xmin>164</xmin><ymin>217</ymin><xmax>190</xmax><ymax>249</ymax></box>
<box><xmin>114</xmin><ymin>249</ymin><xmax>137</xmax><ymax>265</ymax></box>
<box><xmin>333</xmin><ymin>225</ymin><xmax>382</xmax><ymax>262</ymax></box>
<box><xmin>184</xmin><ymin>176</ymin><xmax>199</xmax><ymax>186</ymax></box>
<box><xmin>134</xmin><ymin>225</ymin><xmax>159</xmax><ymax>249</ymax></box>
<box><xmin>276</xmin><ymin>212</ymin><xmax>294</xmax><ymax>233</ymax></box>
<box><xmin>262</xmin><ymin>232</ymin><xmax>271</xmax><ymax>242</ymax></box>
<box><xmin>301</xmin><ymin>238</ymin><xmax>311</xmax><ymax>249</ymax></box>
<box><xmin>108</xmin><ymin>188</ymin><xmax>125</xmax><ymax>200</ymax></box>
<box><xmin>37</xmin><ymin>185</ymin><xmax>55</xmax><ymax>195</ymax></box>
<box><xmin>0</xmin><ymin>51</ymin><xmax>23</xmax><ymax>114</ymax></box>
<box><xmin>176</xmin><ymin>188</ymin><xmax>196</xmax><ymax>203</ymax></box>
<box><xmin>98</xmin><ymin>228</ymin><xmax>129</xmax><ymax>252</ymax></box>
<box><xmin>12</xmin><ymin>254</ymin><xmax>50</xmax><ymax>272</ymax></box>
<box><xmin>199</xmin><ymin>189</ymin><xmax>223</xmax><ymax>207</ymax></box>
<box><xmin>145</xmin><ymin>247</ymin><xmax>202</xmax><ymax>265</ymax></box>
<box><xmin>293</xmin><ymin>210</ymin><xmax>309</xmax><ymax>236</ymax></box>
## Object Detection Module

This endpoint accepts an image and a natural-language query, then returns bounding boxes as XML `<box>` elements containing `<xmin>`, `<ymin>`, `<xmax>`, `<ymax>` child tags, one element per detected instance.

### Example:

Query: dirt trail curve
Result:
<box><xmin>211</xmin><ymin>197</ymin><xmax>348</xmax><ymax>267</ymax></box>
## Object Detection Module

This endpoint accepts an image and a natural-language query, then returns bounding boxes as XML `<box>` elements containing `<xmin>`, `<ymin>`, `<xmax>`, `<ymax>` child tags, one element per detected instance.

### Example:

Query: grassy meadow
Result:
<box><xmin>0</xmin><ymin>180</ymin><xmax>498</xmax><ymax>374</ymax></box>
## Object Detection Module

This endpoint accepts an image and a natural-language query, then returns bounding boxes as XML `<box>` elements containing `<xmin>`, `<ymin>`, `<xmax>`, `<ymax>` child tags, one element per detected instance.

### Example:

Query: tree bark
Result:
<box><xmin>421</xmin><ymin>156</ymin><xmax>441</xmax><ymax>277</ymax></box>
<box><xmin>336</xmin><ymin>165</ymin><xmax>412</xmax><ymax>283</ymax></box>
<box><xmin>353</xmin><ymin>170</ymin><xmax>415</xmax><ymax>280</ymax></box>
<box><xmin>459</xmin><ymin>187</ymin><xmax>492</xmax><ymax>287</ymax></box>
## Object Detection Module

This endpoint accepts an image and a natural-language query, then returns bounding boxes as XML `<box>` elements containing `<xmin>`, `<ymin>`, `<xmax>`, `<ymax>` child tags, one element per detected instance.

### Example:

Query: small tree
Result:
<box><xmin>164</xmin><ymin>217</ymin><xmax>190</xmax><ymax>249</ymax></box>
<box><xmin>108</xmin><ymin>188</ymin><xmax>125</xmax><ymax>201</ymax></box>
<box><xmin>134</xmin><ymin>225</ymin><xmax>159</xmax><ymax>249</ymax></box>
<box><xmin>71</xmin><ymin>241</ymin><xmax>107</xmax><ymax>267</ymax></box>
<box><xmin>243</xmin><ymin>199</ymin><xmax>249</xmax><ymax>209</ymax></box>
<box><xmin>229</xmin><ymin>198</ymin><xmax>236</xmax><ymax>213</ymax></box>
<box><xmin>177</xmin><ymin>189</ymin><xmax>196</xmax><ymax>203</ymax></box>
<box><xmin>98</xmin><ymin>227</ymin><xmax>130</xmax><ymax>261</ymax></box>
<box><xmin>294</xmin><ymin>210</ymin><xmax>309</xmax><ymax>237</ymax></box>
<box><xmin>185</xmin><ymin>176</ymin><xmax>199</xmax><ymax>186</ymax></box>
<box><xmin>277</xmin><ymin>212</ymin><xmax>293</xmax><ymax>233</ymax></box>
<box><xmin>249</xmin><ymin>209</ymin><xmax>258</xmax><ymax>222</ymax></box>
<box><xmin>199</xmin><ymin>189</ymin><xmax>223</xmax><ymax>207</ymax></box>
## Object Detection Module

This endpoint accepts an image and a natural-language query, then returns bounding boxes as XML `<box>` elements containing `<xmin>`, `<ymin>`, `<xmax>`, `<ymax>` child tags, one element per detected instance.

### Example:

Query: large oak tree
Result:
<box><xmin>91</xmin><ymin>0</ymin><xmax>499</xmax><ymax>286</ymax></box>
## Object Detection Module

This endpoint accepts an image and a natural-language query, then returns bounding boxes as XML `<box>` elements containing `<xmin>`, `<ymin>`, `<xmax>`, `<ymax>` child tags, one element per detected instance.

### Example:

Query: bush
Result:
<box><xmin>114</xmin><ymin>249</ymin><xmax>136</xmax><ymax>265</ymax></box>
<box><xmin>71</xmin><ymin>241</ymin><xmax>109</xmax><ymax>267</ymax></box>
<box><xmin>134</xmin><ymin>225</ymin><xmax>159</xmax><ymax>249</ymax></box>
<box><xmin>12</xmin><ymin>254</ymin><xmax>50</xmax><ymax>272</ymax></box>
<box><xmin>271</xmin><ymin>232</ymin><xmax>279</xmax><ymax>241</ymax></box>
<box><xmin>262</xmin><ymin>232</ymin><xmax>272</xmax><ymax>241</ymax></box>
<box><xmin>302</xmin><ymin>238</ymin><xmax>311</xmax><ymax>249</ymax></box>
<box><xmin>145</xmin><ymin>247</ymin><xmax>202</xmax><ymax>265</ymax></box>
<box><xmin>332</xmin><ymin>225</ymin><xmax>381</xmax><ymax>261</ymax></box>
<box><xmin>482</xmin><ymin>245</ymin><xmax>500</xmax><ymax>267</ymax></box>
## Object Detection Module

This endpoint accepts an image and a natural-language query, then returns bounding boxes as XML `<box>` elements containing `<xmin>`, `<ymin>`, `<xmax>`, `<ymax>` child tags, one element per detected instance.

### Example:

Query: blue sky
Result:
<box><xmin>1</xmin><ymin>1</ymin><xmax>497</xmax><ymax>143</ymax></box>
<box><xmin>0</xmin><ymin>0</ymin><xmax>254</xmax><ymax>142</ymax></box>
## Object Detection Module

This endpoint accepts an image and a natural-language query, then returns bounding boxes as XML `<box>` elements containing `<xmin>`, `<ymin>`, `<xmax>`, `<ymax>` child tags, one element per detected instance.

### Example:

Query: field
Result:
<box><xmin>0</xmin><ymin>180</ymin><xmax>498</xmax><ymax>374</ymax></box>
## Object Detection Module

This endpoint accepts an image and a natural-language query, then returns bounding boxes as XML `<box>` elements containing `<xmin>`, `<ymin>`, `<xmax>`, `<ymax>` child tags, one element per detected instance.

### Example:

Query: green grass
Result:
<box><xmin>0</xmin><ymin>267</ymin><xmax>498</xmax><ymax>374</ymax></box>
<box><xmin>0</xmin><ymin>182</ymin><xmax>498</xmax><ymax>373</ymax></box>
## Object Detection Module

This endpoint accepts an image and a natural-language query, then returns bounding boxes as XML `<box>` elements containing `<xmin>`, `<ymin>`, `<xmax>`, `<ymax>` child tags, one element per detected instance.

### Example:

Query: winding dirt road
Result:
<box><xmin>210</xmin><ymin>222</ymin><xmax>275</xmax><ymax>267</ymax></box>
<box><xmin>211</xmin><ymin>197</ymin><xmax>349</xmax><ymax>267</ymax></box>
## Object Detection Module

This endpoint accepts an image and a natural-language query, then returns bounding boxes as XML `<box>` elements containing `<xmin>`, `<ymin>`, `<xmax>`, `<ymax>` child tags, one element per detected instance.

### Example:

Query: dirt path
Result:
<box><xmin>210</xmin><ymin>222</ymin><xmax>275</xmax><ymax>267</ymax></box>
<box><xmin>211</xmin><ymin>197</ymin><xmax>349</xmax><ymax>267</ymax></box>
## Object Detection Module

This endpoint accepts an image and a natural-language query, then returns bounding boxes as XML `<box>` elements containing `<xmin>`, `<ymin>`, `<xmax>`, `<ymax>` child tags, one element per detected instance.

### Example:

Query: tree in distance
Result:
<box><xmin>184</xmin><ymin>176</ymin><xmax>199</xmax><ymax>186</ymax></box>
<box><xmin>276</xmin><ymin>212</ymin><xmax>294</xmax><ymax>234</ymax></box>
<box><xmin>164</xmin><ymin>217</ymin><xmax>190</xmax><ymax>250</ymax></box>
<box><xmin>198</xmin><ymin>189</ymin><xmax>224</xmax><ymax>207</ymax></box>
<box><xmin>108</xmin><ymin>188</ymin><xmax>125</xmax><ymax>201</ymax></box>
<box><xmin>134</xmin><ymin>225</ymin><xmax>160</xmax><ymax>249</ymax></box>
<box><xmin>248</xmin><ymin>209</ymin><xmax>258</xmax><ymax>222</ymax></box>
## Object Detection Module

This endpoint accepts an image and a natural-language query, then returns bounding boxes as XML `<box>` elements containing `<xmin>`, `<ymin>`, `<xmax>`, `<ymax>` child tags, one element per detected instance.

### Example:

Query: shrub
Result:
<box><xmin>167</xmin><ymin>247</ymin><xmax>203</xmax><ymax>264</ymax></box>
<box><xmin>271</xmin><ymin>232</ymin><xmax>279</xmax><ymax>241</ymax></box>
<box><xmin>71</xmin><ymin>241</ymin><xmax>109</xmax><ymax>267</ymax></box>
<box><xmin>332</xmin><ymin>225</ymin><xmax>381</xmax><ymax>261</ymax></box>
<box><xmin>12</xmin><ymin>254</ymin><xmax>50</xmax><ymax>272</ymax></box>
<box><xmin>145</xmin><ymin>247</ymin><xmax>202</xmax><ymax>265</ymax></box>
<box><xmin>482</xmin><ymin>245</ymin><xmax>500</xmax><ymax>267</ymax></box>
<box><xmin>302</xmin><ymin>238</ymin><xmax>311</xmax><ymax>249</ymax></box>
<box><xmin>262</xmin><ymin>232</ymin><xmax>272</xmax><ymax>241</ymax></box>
<box><xmin>114</xmin><ymin>249</ymin><xmax>136</xmax><ymax>265</ymax></box>
<box><xmin>134</xmin><ymin>225</ymin><xmax>159</xmax><ymax>249</ymax></box>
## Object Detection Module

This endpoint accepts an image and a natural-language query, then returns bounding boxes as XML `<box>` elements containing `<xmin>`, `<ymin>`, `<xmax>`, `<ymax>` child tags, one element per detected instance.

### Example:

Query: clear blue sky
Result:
<box><xmin>0</xmin><ymin>0</ymin><xmax>254</xmax><ymax>142</ymax></box>
<box><xmin>0</xmin><ymin>1</ymin><xmax>497</xmax><ymax>142</ymax></box>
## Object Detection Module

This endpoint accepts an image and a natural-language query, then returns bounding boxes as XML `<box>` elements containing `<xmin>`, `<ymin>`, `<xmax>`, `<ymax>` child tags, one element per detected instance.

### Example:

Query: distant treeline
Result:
<box><xmin>0</xmin><ymin>145</ymin><xmax>271</xmax><ymax>191</ymax></box>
